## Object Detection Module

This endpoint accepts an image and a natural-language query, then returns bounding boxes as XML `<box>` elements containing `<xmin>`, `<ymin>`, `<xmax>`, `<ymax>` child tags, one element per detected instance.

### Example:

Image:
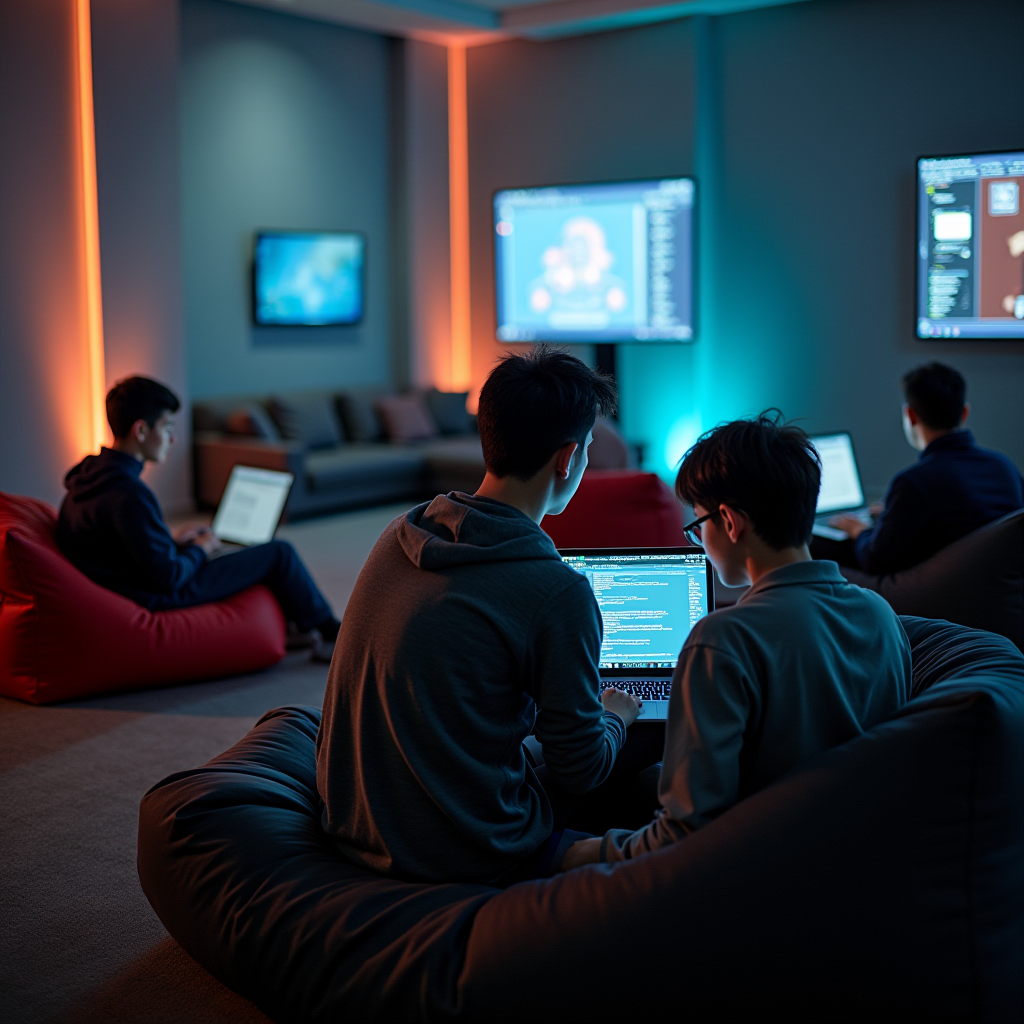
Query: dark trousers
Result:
<box><xmin>809</xmin><ymin>535</ymin><xmax>860</xmax><ymax>569</ymax></box>
<box><xmin>147</xmin><ymin>540</ymin><xmax>332</xmax><ymax>632</ymax></box>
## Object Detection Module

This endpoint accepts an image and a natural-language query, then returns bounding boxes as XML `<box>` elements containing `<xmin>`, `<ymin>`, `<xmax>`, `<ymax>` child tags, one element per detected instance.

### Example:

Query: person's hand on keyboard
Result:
<box><xmin>828</xmin><ymin>513</ymin><xmax>870</xmax><ymax>540</ymax></box>
<box><xmin>601</xmin><ymin>687</ymin><xmax>641</xmax><ymax>727</ymax></box>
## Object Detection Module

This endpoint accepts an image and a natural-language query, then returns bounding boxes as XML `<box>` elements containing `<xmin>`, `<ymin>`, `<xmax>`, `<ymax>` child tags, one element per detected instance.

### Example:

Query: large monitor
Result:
<box><xmin>493</xmin><ymin>178</ymin><xmax>695</xmax><ymax>343</ymax></box>
<box><xmin>253</xmin><ymin>231</ymin><xmax>365</xmax><ymax>326</ymax></box>
<box><xmin>917</xmin><ymin>150</ymin><xmax>1024</xmax><ymax>340</ymax></box>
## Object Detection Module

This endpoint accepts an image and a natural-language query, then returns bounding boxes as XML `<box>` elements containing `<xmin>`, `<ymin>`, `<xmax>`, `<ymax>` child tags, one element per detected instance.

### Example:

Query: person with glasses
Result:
<box><xmin>561</xmin><ymin>411</ymin><xmax>911</xmax><ymax>870</ymax></box>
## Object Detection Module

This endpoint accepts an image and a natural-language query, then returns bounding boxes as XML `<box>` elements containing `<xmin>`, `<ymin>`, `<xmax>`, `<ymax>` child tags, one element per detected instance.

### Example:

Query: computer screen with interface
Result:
<box><xmin>560</xmin><ymin>551</ymin><xmax>710</xmax><ymax>670</ymax></box>
<box><xmin>212</xmin><ymin>466</ymin><xmax>293</xmax><ymax>546</ymax></box>
<box><xmin>917</xmin><ymin>150</ymin><xmax>1024</xmax><ymax>339</ymax></box>
<box><xmin>811</xmin><ymin>433</ymin><xmax>865</xmax><ymax>514</ymax></box>
<box><xmin>494</xmin><ymin>178</ymin><xmax>695</xmax><ymax>343</ymax></box>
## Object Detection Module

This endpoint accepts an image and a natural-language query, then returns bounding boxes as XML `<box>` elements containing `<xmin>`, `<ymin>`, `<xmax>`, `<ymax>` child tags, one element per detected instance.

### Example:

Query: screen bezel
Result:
<box><xmin>809</xmin><ymin>431</ymin><xmax>865</xmax><ymax>515</ymax></box>
<box><xmin>915</xmin><ymin>148</ymin><xmax>1024</xmax><ymax>343</ymax></box>
<box><xmin>557</xmin><ymin>545</ymin><xmax>714</xmax><ymax>676</ymax></box>
<box><xmin>252</xmin><ymin>229</ymin><xmax>367</xmax><ymax>327</ymax></box>
<box><xmin>491</xmin><ymin>175</ymin><xmax>698</xmax><ymax>345</ymax></box>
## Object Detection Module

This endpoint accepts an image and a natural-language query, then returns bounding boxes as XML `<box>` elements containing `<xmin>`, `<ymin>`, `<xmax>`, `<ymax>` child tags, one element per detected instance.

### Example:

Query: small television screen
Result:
<box><xmin>917</xmin><ymin>150</ymin><xmax>1024</xmax><ymax>340</ymax></box>
<box><xmin>493</xmin><ymin>177</ymin><xmax>695</xmax><ymax>343</ymax></box>
<box><xmin>253</xmin><ymin>231</ymin><xmax>365</xmax><ymax>326</ymax></box>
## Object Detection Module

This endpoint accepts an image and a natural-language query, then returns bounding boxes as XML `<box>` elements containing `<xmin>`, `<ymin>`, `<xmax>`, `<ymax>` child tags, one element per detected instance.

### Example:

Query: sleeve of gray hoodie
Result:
<box><xmin>601</xmin><ymin>643</ymin><xmax>751</xmax><ymax>862</ymax></box>
<box><xmin>529</xmin><ymin>573</ymin><xmax>626</xmax><ymax>796</ymax></box>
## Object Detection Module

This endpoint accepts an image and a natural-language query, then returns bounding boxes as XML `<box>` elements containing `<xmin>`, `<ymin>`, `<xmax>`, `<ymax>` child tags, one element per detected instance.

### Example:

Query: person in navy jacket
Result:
<box><xmin>57</xmin><ymin>377</ymin><xmax>340</xmax><ymax>661</ymax></box>
<box><xmin>828</xmin><ymin>363</ymin><xmax>1023</xmax><ymax>575</ymax></box>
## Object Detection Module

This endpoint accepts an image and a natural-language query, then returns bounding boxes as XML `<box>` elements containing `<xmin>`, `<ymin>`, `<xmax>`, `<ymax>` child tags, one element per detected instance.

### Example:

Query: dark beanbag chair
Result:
<box><xmin>138</xmin><ymin>617</ymin><xmax>1024</xmax><ymax>1023</ymax></box>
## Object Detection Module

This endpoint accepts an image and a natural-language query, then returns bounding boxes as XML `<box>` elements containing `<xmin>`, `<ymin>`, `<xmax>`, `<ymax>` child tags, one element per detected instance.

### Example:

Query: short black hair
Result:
<box><xmin>675</xmin><ymin>410</ymin><xmax>821</xmax><ymax>551</ymax></box>
<box><xmin>477</xmin><ymin>346</ymin><xmax>617</xmax><ymax>480</ymax></box>
<box><xmin>902</xmin><ymin>363</ymin><xmax>966</xmax><ymax>430</ymax></box>
<box><xmin>106</xmin><ymin>377</ymin><xmax>180</xmax><ymax>439</ymax></box>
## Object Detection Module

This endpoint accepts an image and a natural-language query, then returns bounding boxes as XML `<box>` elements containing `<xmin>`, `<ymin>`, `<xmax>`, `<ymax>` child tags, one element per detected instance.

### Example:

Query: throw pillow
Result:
<box><xmin>335</xmin><ymin>391</ymin><xmax>385</xmax><ymax>442</ymax></box>
<box><xmin>224</xmin><ymin>405</ymin><xmax>280</xmax><ymax>440</ymax></box>
<box><xmin>425</xmin><ymin>389</ymin><xmax>473</xmax><ymax>435</ymax></box>
<box><xmin>375</xmin><ymin>393</ymin><xmax>439</xmax><ymax>443</ymax></box>
<box><xmin>267</xmin><ymin>392</ymin><xmax>342</xmax><ymax>449</ymax></box>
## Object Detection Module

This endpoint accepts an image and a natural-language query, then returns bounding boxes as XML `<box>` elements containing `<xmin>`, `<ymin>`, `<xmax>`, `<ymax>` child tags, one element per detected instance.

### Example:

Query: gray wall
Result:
<box><xmin>92</xmin><ymin>0</ymin><xmax>191</xmax><ymax>513</ymax></box>
<box><xmin>0</xmin><ymin>1</ymin><xmax>94</xmax><ymax>505</ymax></box>
<box><xmin>466</xmin><ymin>0</ymin><xmax>1024</xmax><ymax>491</ymax></box>
<box><xmin>181</xmin><ymin>0</ymin><xmax>395</xmax><ymax>400</ymax></box>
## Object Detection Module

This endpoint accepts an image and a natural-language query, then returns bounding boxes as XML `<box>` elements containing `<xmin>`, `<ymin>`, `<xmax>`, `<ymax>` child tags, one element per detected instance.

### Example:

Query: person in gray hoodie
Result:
<box><xmin>316</xmin><ymin>348</ymin><xmax>642</xmax><ymax>885</ymax></box>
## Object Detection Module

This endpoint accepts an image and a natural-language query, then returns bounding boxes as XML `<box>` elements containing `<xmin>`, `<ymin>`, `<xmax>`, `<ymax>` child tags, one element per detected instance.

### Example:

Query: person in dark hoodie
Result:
<box><xmin>316</xmin><ymin>348</ymin><xmax>642</xmax><ymax>886</ymax></box>
<box><xmin>57</xmin><ymin>376</ymin><xmax>340</xmax><ymax>660</ymax></box>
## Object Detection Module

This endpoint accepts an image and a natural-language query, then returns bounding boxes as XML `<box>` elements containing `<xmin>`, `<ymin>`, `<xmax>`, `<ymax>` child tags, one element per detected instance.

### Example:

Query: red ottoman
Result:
<box><xmin>0</xmin><ymin>492</ymin><xmax>287</xmax><ymax>704</ymax></box>
<box><xmin>542</xmin><ymin>470</ymin><xmax>687</xmax><ymax>548</ymax></box>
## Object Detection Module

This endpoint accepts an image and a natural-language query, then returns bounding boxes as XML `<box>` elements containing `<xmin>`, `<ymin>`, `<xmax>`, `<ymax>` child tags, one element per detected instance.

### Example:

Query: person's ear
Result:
<box><xmin>960</xmin><ymin>403</ymin><xmax>971</xmax><ymax>426</ymax></box>
<box><xmin>131</xmin><ymin>419</ymin><xmax>148</xmax><ymax>443</ymax></box>
<box><xmin>904</xmin><ymin>404</ymin><xmax>920</xmax><ymax>427</ymax></box>
<box><xmin>554</xmin><ymin>442</ymin><xmax>579</xmax><ymax>481</ymax></box>
<box><xmin>717</xmin><ymin>504</ymin><xmax>747</xmax><ymax>543</ymax></box>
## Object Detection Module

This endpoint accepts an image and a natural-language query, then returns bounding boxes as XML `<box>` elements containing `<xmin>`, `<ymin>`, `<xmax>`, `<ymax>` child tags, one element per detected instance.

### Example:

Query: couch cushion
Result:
<box><xmin>224</xmin><ymin>404</ymin><xmax>280</xmax><ymax>440</ymax></box>
<box><xmin>0</xmin><ymin>493</ymin><xmax>286</xmax><ymax>704</ymax></box>
<box><xmin>426</xmin><ymin>390</ymin><xmax>473</xmax><ymax>435</ymax></box>
<box><xmin>842</xmin><ymin>508</ymin><xmax>1024</xmax><ymax>651</ymax></box>
<box><xmin>376</xmin><ymin>393</ymin><xmax>439</xmax><ymax>443</ymax></box>
<box><xmin>267</xmin><ymin>392</ymin><xmax>343</xmax><ymax>449</ymax></box>
<box><xmin>304</xmin><ymin>444</ymin><xmax>425</xmax><ymax>492</ymax></box>
<box><xmin>138</xmin><ymin>620</ymin><xmax>1024</xmax><ymax>1022</ymax></box>
<box><xmin>335</xmin><ymin>389</ymin><xmax>388</xmax><ymax>442</ymax></box>
<box><xmin>419</xmin><ymin>436</ymin><xmax>485</xmax><ymax>473</ymax></box>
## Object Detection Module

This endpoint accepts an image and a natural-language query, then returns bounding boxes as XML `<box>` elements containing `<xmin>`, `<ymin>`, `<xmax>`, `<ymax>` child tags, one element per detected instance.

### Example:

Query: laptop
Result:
<box><xmin>209</xmin><ymin>465</ymin><xmax>294</xmax><ymax>555</ymax></box>
<box><xmin>558</xmin><ymin>547</ymin><xmax>715</xmax><ymax>721</ymax></box>
<box><xmin>809</xmin><ymin>432</ymin><xmax>872</xmax><ymax>541</ymax></box>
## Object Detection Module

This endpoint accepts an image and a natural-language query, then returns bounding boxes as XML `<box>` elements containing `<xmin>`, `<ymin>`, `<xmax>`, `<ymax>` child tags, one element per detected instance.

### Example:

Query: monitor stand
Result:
<box><xmin>595</xmin><ymin>343</ymin><xmax>617</xmax><ymax>384</ymax></box>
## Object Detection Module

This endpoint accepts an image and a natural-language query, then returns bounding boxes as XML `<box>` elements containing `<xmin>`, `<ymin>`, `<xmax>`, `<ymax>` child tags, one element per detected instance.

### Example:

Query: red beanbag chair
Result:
<box><xmin>542</xmin><ymin>470</ymin><xmax>687</xmax><ymax>548</ymax></box>
<box><xmin>0</xmin><ymin>492</ymin><xmax>287</xmax><ymax>705</ymax></box>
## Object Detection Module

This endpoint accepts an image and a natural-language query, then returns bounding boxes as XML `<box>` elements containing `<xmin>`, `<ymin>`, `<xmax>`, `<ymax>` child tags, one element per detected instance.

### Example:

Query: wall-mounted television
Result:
<box><xmin>493</xmin><ymin>177</ymin><xmax>695</xmax><ymax>343</ymax></box>
<box><xmin>917</xmin><ymin>150</ymin><xmax>1024</xmax><ymax>340</ymax></box>
<box><xmin>253</xmin><ymin>231</ymin><xmax>365</xmax><ymax>326</ymax></box>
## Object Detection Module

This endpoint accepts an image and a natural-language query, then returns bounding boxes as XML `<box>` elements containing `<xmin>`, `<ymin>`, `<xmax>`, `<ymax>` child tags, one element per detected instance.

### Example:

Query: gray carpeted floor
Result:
<box><xmin>1</xmin><ymin>503</ymin><xmax>410</xmax><ymax>1024</ymax></box>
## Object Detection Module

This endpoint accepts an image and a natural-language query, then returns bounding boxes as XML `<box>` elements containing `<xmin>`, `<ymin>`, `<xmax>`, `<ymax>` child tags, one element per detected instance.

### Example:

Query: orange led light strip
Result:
<box><xmin>447</xmin><ymin>43</ymin><xmax>471</xmax><ymax>392</ymax></box>
<box><xmin>74</xmin><ymin>0</ymin><xmax>107</xmax><ymax>452</ymax></box>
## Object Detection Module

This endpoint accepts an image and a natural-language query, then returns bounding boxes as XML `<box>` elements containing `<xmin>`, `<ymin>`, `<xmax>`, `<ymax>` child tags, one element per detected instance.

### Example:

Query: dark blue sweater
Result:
<box><xmin>854</xmin><ymin>431</ymin><xmax>1024</xmax><ymax>575</ymax></box>
<box><xmin>56</xmin><ymin>447</ymin><xmax>205</xmax><ymax>604</ymax></box>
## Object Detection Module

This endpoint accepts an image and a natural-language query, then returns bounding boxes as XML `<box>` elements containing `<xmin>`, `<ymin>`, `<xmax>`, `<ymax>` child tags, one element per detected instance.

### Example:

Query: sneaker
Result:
<box><xmin>286</xmin><ymin>623</ymin><xmax>319</xmax><ymax>651</ymax></box>
<box><xmin>310</xmin><ymin>633</ymin><xmax>335</xmax><ymax>664</ymax></box>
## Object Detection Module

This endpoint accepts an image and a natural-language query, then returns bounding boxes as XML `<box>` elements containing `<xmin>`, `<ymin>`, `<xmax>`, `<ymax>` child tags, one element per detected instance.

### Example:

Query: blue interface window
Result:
<box><xmin>494</xmin><ymin>178</ymin><xmax>695</xmax><ymax>343</ymax></box>
<box><xmin>562</xmin><ymin>553</ymin><xmax>709</xmax><ymax>669</ymax></box>
<box><xmin>917</xmin><ymin>151</ymin><xmax>1024</xmax><ymax>340</ymax></box>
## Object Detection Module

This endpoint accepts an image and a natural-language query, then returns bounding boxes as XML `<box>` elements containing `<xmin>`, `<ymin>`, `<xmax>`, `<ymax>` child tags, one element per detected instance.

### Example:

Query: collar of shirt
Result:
<box><xmin>921</xmin><ymin>429</ymin><xmax>975</xmax><ymax>460</ymax></box>
<box><xmin>739</xmin><ymin>559</ymin><xmax>846</xmax><ymax>602</ymax></box>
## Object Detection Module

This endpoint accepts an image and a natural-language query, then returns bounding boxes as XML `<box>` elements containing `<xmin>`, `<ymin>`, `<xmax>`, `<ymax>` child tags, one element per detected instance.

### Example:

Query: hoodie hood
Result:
<box><xmin>397</xmin><ymin>492</ymin><xmax>561</xmax><ymax>570</ymax></box>
<box><xmin>63</xmin><ymin>447</ymin><xmax>143</xmax><ymax>501</ymax></box>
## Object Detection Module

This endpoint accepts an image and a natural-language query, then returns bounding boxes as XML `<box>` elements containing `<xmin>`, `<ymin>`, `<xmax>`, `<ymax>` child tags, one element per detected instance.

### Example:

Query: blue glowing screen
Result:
<box><xmin>254</xmin><ymin>232</ymin><xmax>364</xmax><ymax>326</ymax></box>
<box><xmin>494</xmin><ymin>178</ymin><xmax>695</xmax><ymax>343</ymax></box>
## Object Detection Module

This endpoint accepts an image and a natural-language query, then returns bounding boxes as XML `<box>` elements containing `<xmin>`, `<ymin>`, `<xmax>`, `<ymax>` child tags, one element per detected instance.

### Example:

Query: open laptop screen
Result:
<box><xmin>560</xmin><ymin>550</ymin><xmax>712</xmax><ymax>671</ymax></box>
<box><xmin>212</xmin><ymin>466</ymin><xmax>293</xmax><ymax>546</ymax></box>
<box><xmin>811</xmin><ymin>433</ymin><xmax>865</xmax><ymax>514</ymax></box>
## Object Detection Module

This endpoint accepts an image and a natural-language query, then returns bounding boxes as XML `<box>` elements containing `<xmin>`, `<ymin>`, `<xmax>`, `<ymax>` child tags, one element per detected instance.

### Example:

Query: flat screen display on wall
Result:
<box><xmin>253</xmin><ymin>231</ymin><xmax>364</xmax><ymax>326</ymax></box>
<box><xmin>917</xmin><ymin>151</ymin><xmax>1024</xmax><ymax>340</ymax></box>
<box><xmin>493</xmin><ymin>178</ymin><xmax>695</xmax><ymax>343</ymax></box>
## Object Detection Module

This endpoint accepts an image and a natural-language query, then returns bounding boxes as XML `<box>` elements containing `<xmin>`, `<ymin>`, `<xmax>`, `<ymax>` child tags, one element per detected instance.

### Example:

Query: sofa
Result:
<box><xmin>0</xmin><ymin>492</ymin><xmax>286</xmax><ymax>704</ymax></box>
<box><xmin>840</xmin><ymin>508</ymin><xmax>1024</xmax><ymax>651</ymax></box>
<box><xmin>192</xmin><ymin>388</ymin><xmax>487</xmax><ymax>519</ymax></box>
<box><xmin>138</xmin><ymin>616</ymin><xmax>1024</xmax><ymax>1022</ymax></box>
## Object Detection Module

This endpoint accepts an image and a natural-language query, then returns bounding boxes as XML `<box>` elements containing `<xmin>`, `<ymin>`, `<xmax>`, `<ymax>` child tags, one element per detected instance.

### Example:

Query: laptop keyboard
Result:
<box><xmin>601</xmin><ymin>679</ymin><xmax>673</xmax><ymax>701</ymax></box>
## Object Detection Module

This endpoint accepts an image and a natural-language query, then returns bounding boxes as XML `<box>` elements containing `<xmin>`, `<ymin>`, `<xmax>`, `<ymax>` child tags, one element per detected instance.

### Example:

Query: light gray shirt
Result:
<box><xmin>602</xmin><ymin>560</ymin><xmax>911</xmax><ymax>862</ymax></box>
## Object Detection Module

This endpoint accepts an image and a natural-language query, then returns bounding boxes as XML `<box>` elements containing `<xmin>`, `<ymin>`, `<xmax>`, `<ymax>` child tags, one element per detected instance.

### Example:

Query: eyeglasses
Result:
<box><xmin>683</xmin><ymin>509</ymin><xmax>718</xmax><ymax>547</ymax></box>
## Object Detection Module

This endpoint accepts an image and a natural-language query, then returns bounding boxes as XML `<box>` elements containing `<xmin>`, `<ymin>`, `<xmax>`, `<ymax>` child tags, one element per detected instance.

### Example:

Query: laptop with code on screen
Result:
<box><xmin>810</xmin><ymin>432</ymin><xmax>871</xmax><ymax>541</ymax></box>
<box><xmin>559</xmin><ymin>547</ymin><xmax>715</xmax><ymax>721</ymax></box>
<box><xmin>210</xmin><ymin>465</ymin><xmax>294</xmax><ymax>553</ymax></box>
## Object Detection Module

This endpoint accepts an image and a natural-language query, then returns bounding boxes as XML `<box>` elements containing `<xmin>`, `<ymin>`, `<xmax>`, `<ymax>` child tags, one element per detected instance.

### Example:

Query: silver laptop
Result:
<box><xmin>809</xmin><ymin>432</ymin><xmax>871</xmax><ymax>541</ymax></box>
<box><xmin>559</xmin><ymin>547</ymin><xmax>715</xmax><ymax>721</ymax></box>
<box><xmin>209</xmin><ymin>465</ymin><xmax>294</xmax><ymax>554</ymax></box>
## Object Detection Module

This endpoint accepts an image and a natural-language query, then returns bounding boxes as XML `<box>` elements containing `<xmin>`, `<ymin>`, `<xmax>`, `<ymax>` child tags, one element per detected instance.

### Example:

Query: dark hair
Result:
<box><xmin>106</xmin><ymin>377</ymin><xmax>180</xmax><ymax>439</ymax></box>
<box><xmin>902</xmin><ymin>362</ymin><xmax>966</xmax><ymax>430</ymax></box>
<box><xmin>477</xmin><ymin>346</ymin><xmax>617</xmax><ymax>480</ymax></box>
<box><xmin>675</xmin><ymin>410</ymin><xmax>821</xmax><ymax>550</ymax></box>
